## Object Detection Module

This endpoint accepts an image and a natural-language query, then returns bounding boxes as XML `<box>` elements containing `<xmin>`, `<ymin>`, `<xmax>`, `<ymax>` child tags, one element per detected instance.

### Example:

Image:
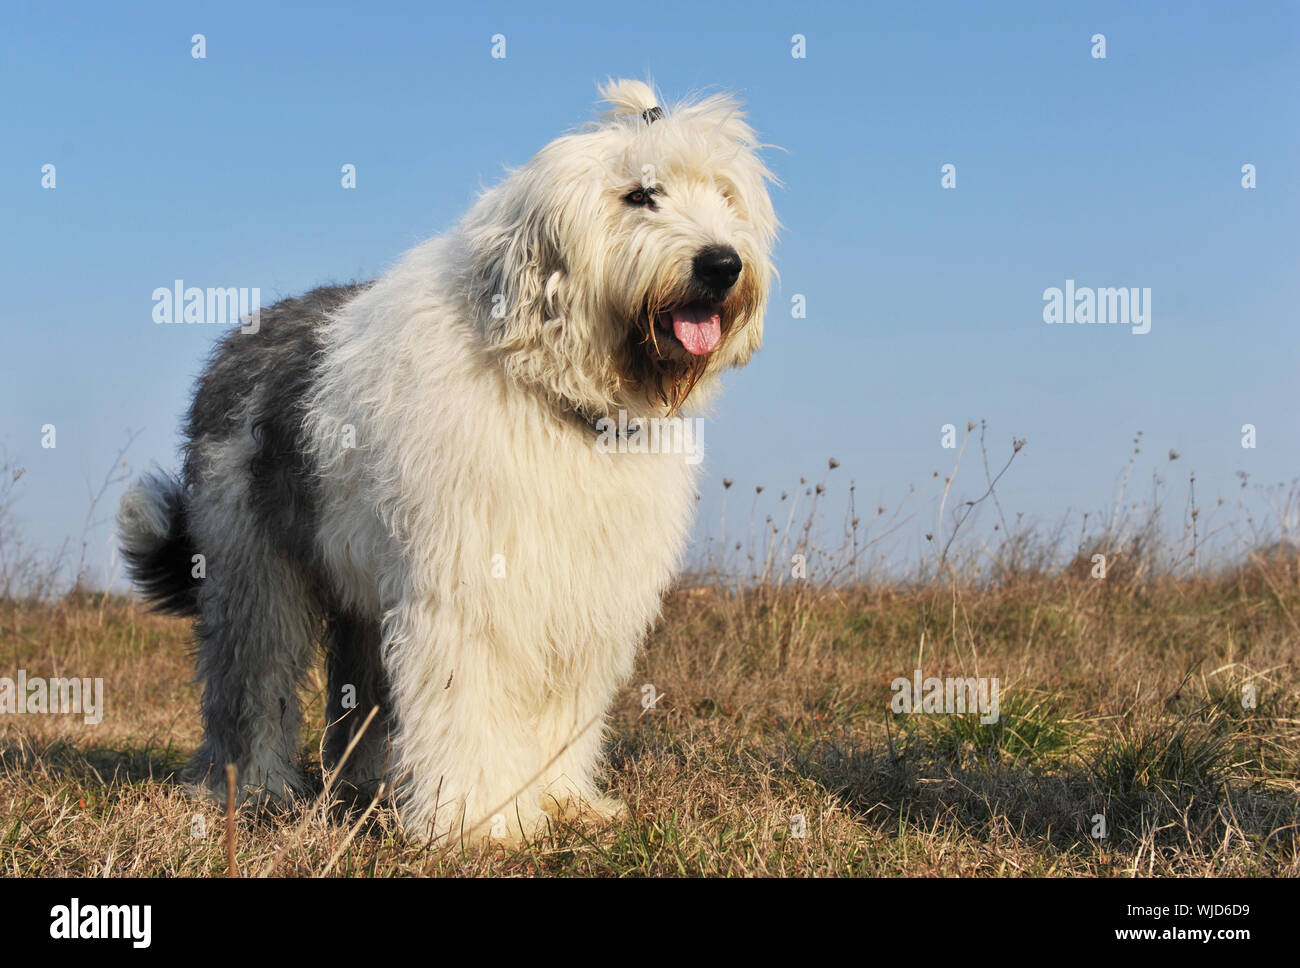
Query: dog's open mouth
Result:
<box><xmin>654</xmin><ymin>302</ymin><xmax>723</xmax><ymax>356</ymax></box>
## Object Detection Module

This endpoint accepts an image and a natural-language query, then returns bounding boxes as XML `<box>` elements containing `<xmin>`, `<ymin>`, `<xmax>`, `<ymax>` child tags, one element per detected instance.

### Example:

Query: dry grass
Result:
<box><xmin>2</xmin><ymin>428</ymin><xmax>1297</xmax><ymax>876</ymax></box>
<box><xmin>1</xmin><ymin>557</ymin><xmax>1297</xmax><ymax>877</ymax></box>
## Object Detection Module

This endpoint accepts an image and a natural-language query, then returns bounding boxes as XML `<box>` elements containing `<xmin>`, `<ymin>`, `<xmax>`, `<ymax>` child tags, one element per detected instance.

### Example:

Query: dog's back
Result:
<box><xmin>120</xmin><ymin>284</ymin><xmax>367</xmax><ymax>619</ymax></box>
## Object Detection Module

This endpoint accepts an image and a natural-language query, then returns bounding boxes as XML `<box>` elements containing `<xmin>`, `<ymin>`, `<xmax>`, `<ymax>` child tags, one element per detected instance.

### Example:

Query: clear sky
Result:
<box><xmin>2</xmin><ymin>0</ymin><xmax>1297</xmax><ymax>586</ymax></box>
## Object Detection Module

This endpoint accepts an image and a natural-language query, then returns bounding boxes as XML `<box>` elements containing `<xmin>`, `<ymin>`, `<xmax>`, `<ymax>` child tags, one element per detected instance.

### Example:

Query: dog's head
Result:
<box><xmin>463</xmin><ymin>79</ymin><xmax>778</xmax><ymax>420</ymax></box>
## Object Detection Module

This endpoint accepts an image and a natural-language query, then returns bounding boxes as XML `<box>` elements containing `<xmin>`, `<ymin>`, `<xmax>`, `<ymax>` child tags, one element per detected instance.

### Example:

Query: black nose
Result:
<box><xmin>692</xmin><ymin>245</ymin><xmax>742</xmax><ymax>296</ymax></box>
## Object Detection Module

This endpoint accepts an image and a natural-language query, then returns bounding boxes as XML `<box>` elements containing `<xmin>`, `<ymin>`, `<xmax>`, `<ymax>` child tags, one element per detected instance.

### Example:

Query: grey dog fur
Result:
<box><xmin>120</xmin><ymin>283</ymin><xmax>390</xmax><ymax>797</ymax></box>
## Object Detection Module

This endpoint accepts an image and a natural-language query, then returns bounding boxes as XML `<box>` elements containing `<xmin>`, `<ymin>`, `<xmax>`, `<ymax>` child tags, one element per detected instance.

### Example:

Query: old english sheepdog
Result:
<box><xmin>117</xmin><ymin>79</ymin><xmax>777</xmax><ymax>843</ymax></box>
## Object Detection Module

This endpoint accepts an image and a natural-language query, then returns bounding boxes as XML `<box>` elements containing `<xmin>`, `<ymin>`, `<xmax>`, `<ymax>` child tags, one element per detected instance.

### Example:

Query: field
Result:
<box><xmin>1</xmin><ymin>550</ymin><xmax>1297</xmax><ymax>877</ymax></box>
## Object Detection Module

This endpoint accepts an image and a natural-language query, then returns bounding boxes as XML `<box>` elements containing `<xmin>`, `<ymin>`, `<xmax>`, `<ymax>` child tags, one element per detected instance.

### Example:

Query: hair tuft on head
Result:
<box><xmin>598</xmin><ymin>78</ymin><xmax>662</xmax><ymax>121</ymax></box>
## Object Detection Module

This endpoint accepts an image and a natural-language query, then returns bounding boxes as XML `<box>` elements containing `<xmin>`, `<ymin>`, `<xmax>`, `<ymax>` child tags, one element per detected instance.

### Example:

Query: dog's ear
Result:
<box><xmin>463</xmin><ymin>167</ymin><xmax>570</xmax><ymax>348</ymax></box>
<box><xmin>462</xmin><ymin>160</ymin><xmax>623</xmax><ymax>415</ymax></box>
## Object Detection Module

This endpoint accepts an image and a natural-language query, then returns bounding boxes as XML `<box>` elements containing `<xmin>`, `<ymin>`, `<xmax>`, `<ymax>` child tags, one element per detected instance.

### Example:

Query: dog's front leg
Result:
<box><xmin>382</xmin><ymin>598</ymin><xmax>546</xmax><ymax>846</ymax></box>
<box><xmin>536</xmin><ymin>683</ymin><xmax>629</xmax><ymax>825</ymax></box>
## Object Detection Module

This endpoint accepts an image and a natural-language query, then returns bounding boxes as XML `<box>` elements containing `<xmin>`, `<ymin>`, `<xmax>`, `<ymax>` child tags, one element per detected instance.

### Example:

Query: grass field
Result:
<box><xmin>2</xmin><ymin>550</ymin><xmax>1297</xmax><ymax>877</ymax></box>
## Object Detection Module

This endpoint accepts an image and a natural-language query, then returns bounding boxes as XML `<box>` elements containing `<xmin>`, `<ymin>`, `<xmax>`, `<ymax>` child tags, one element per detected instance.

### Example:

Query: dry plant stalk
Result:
<box><xmin>225</xmin><ymin>763</ymin><xmax>237</xmax><ymax>877</ymax></box>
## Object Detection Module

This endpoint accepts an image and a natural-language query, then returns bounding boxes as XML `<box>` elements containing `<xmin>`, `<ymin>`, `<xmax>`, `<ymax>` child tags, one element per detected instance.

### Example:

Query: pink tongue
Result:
<box><xmin>670</xmin><ymin>306</ymin><xmax>722</xmax><ymax>355</ymax></box>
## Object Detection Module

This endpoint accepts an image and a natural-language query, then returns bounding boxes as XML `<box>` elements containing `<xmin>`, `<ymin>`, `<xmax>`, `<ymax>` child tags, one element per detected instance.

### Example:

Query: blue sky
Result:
<box><xmin>2</xmin><ymin>0</ymin><xmax>1297</xmax><ymax>585</ymax></box>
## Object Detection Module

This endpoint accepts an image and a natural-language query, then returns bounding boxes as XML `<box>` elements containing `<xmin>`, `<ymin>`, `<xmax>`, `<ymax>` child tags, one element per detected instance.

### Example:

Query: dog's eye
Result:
<box><xmin>624</xmin><ymin>188</ymin><xmax>657</xmax><ymax>208</ymax></box>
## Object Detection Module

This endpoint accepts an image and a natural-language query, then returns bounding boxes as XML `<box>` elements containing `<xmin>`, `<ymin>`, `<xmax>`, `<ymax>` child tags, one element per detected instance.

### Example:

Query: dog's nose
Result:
<box><xmin>692</xmin><ymin>245</ymin><xmax>742</xmax><ymax>295</ymax></box>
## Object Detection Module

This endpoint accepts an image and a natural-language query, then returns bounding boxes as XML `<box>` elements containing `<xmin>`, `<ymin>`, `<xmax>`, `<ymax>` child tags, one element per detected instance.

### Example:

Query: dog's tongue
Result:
<box><xmin>670</xmin><ymin>305</ymin><xmax>722</xmax><ymax>355</ymax></box>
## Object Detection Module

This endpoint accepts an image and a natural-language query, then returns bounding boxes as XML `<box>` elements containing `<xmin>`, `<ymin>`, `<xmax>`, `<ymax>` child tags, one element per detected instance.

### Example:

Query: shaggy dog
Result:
<box><xmin>118</xmin><ymin>79</ymin><xmax>777</xmax><ymax>843</ymax></box>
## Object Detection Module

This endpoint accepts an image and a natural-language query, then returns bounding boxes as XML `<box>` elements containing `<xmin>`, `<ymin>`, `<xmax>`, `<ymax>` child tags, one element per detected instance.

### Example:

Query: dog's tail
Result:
<box><xmin>117</xmin><ymin>470</ymin><xmax>200</xmax><ymax>616</ymax></box>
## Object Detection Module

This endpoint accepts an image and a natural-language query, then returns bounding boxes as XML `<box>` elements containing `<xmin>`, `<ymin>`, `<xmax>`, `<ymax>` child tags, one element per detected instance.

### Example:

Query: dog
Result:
<box><xmin>117</xmin><ymin>79</ymin><xmax>777</xmax><ymax>843</ymax></box>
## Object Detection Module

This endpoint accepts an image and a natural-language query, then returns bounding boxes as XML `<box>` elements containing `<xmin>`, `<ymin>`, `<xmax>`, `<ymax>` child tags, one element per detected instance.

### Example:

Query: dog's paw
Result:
<box><xmin>541</xmin><ymin>792</ymin><xmax>629</xmax><ymax>825</ymax></box>
<box><xmin>419</xmin><ymin>804</ymin><xmax>550</xmax><ymax>850</ymax></box>
<box><xmin>185</xmin><ymin>763</ymin><xmax>306</xmax><ymax>810</ymax></box>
